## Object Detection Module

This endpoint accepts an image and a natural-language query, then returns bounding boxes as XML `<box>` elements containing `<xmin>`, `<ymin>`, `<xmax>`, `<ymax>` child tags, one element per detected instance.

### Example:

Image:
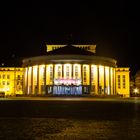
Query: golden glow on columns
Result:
<box><xmin>105</xmin><ymin>66</ymin><xmax>109</xmax><ymax>94</ymax></box>
<box><xmin>55</xmin><ymin>64</ymin><xmax>62</xmax><ymax>79</ymax></box>
<box><xmin>73</xmin><ymin>64</ymin><xmax>81</xmax><ymax>79</ymax></box>
<box><xmin>64</xmin><ymin>64</ymin><xmax>72</xmax><ymax>79</ymax></box>
<box><xmin>40</xmin><ymin>65</ymin><xmax>45</xmax><ymax>73</ymax></box>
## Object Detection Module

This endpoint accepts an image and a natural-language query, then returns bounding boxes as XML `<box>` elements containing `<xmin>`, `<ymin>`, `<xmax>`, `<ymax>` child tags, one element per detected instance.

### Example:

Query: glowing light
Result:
<box><xmin>134</xmin><ymin>88</ymin><xmax>139</xmax><ymax>94</ymax></box>
<box><xmin>54</xmin><ymin>78</ymin><xmax>81</xmax><ymax>85</ymax></box>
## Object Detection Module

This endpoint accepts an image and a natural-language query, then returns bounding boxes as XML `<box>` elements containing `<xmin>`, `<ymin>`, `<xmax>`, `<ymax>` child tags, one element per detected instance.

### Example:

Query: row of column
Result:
<box><xmin>23</xmin><ymin>64</ymin><xmax>116</xmax><ymax>95</ymax></box>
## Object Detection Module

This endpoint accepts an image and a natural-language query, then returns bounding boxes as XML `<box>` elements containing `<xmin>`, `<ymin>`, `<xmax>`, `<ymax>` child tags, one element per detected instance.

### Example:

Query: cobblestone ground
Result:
<box><xmin>0</xmin><ymin>118</ymin><xmax>140</xmax><ymax>140</ymax></box>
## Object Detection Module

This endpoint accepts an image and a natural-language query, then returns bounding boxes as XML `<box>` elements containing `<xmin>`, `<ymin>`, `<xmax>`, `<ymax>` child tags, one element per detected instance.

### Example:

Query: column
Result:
<box><xmin>31</xmin><ymin>66</ymin><xmax>33</xmax><ymax>94</ymax></box>
<box><xmin>25</xmin><ymin>67</ymin><xmax>28</xmax><ymax>95</ymax></box>
<box><xmin>81</xmin><ymin>64</ymin><xmax>83</xmax><ymax>93</ymax></box>
<box><xmin>112</xmin><ymin>67</ymin><xmax>114</xmax><ymax>95</ymax></box>
<box><xmin>90</xmin><ymin>64</ymin><xmax>92</xmax><ymax>94</ymax></box>
<box><xmin>37</xmin><ymin>65</ymin><xmax>39</xmax><ymax>95</ymax></box>
<box><xmin>104</xmin><ymin>66</ymin><xmax>106</xmax><ymax>95</ymax></box>
<box><xmin>62</xmin><ymin>64</ymin><xmax>64</xmax><ymax>78</ymax></box>
<box><xmin>72</xmin><ymin>64</ymin><xmax>73</xmax><ymax>79</ymax></box>
<box><xmin>27</xmin><ymin>67</ymin><xmax>32</xmax><ymax>95</ymax></box>
<box><xmin>44</xmin><ymin>65</ymin><xmax>46</xmax><ymax>95</ymax></box>
<box><xmin>97</xmin><ymin>65</ymin><xmax>99</xmax><ymax>95</ymax></box>
<box><xmin>110</xmin><ymin>67</ymin><xmax>113</xmax><ymax>95</ymax></box>
<box><xmin>99</xmin><ymin>65</ymin><xmax>104</xmax><ymax>95</ymax></box>
<box><xmin>52</xmin><ymin>64</ymin><xmax>54</xmax><ymax>94</ymax></box>
<box><xmin>114</xmin><ymin>68</ymin><xmax>116</xmax><ymax>95</ymax></box>
<box><xmin>109</xmin><ymin>67</ymin><xmax>111</xmax><ymax>95</ymax></box>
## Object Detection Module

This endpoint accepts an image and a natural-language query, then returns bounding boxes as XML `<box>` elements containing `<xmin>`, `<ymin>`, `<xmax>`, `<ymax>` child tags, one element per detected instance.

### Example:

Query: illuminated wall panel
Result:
<box><xmin>54</xmin><ymin>64</ymin><xmax>62</xmax><ymax>79</ymax></box>
<box><xmin>32</xmin><ymin>66</ymin><xmax>38</xmax><ymax>94</ymax></box>
<box><xmin>83</xmin><ymin>65</ymin><xmax>90</xmax><ymax>85</ymax></box>
<box><xmin>64</xmin><ymin>64</ymin><xmax>72</xmax><ymax>79</ymax></box>
<box><xmin>110</xmin><ymin>67</ymin><xmax>113</xmax><ymax>95</ymax></box>
<box><xmin>39</xmin><ymin>65</ymin><xmax>45</xmax><ymax>94</ymax></box>
<box><xmin>46</xmin><ymin>64</ymin><xmax>53</xmax><ymax>85</ymax></box>
<box><xmin>105</xmin><ymin>66</ymin><xmax>109</xmax><ymax>95</ymax></box>
<box><xmin>99</xmin><ymin>65</ymin><xmax>104</xmax><ymax>94</ymax></box>
<box><xmin>73</xmin><ymin>64</ymin><xmax>81</xmax><ymax>79</ymax></box>
<box><xmin>27</xmin><ymin>67</ymin><xmax>32</xmax><ymax>94</ymax></box>
<box><xmin>91</xmin><ymin>65</ymin><xmax>98</xmax><ymax>94</ymax></box>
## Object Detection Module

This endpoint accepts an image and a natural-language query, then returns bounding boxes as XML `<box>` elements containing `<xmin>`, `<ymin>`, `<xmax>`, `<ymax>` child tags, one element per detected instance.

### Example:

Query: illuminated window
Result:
<box><xmin>3</xmin><ymin>81</ymin><xmax>5</xmax><ymax>85</ymax></box>
<box><xmin>122</xmin><ymin>75</ymin><xmax>126</xmax><ymax>88</ymax></box>
<box><xmin>3</xmin><ymin>75</ymin><xmax>5</xmax><ymax>79</ymax></box>
<box><xmin>66</xmin><ymin>66</ymin><xmax>69</xmax><ymax>78</ymax></box>
<box><xmin>75</xmin><ymin>66</ymin><xmax>78</xmax><ymax>78</ymax></box>
<box><xmin>7</xmin><ymin>75</ymin><xmax>10</xmax><ymax>79</ymax></box>
<box><xmin>7</xmin><ymin>81</ymin><xmax>10</xmax><ymax>85</ymax></box>
<box><xmin>17</xmin><ymin>75</ymin><xmax>20</xmax><ymax>79</ymax></box>
<box><xmin>118</xmin><ymin>75</ymin><xmax>120</xmax><ymax>88</ymax></box>
<box><xmin>58</xmin><ymin>66</ymin><xmax>61</xmax><ymax>78</ymax></box>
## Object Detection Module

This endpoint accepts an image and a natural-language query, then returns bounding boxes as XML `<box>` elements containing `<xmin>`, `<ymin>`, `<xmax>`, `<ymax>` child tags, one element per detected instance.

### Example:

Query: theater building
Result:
<box><xmin>22</xmin><ymin>44</ymin><xmax>130</xmax><ymax>97</ymax></box>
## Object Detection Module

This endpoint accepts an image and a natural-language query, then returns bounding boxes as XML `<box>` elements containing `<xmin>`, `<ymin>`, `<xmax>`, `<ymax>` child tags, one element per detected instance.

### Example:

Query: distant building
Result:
<box><xmin>0</xmin><ymin>44</ymin><xmax>130</xmax><ymax>97</ymax></box>
<box><xmin>0</xmin><ymin>67</ymin><xmax>23</xmax><ymax>96</ymax></box>
<box><xmin>22</xmin><ymin>44</ymin><xmax>130</xmax><ymax>97</ymax></box>
<box><xmin>115</xmin><ymin>68</ymin><xmax>130</xmax><ymax>96</ymax></box>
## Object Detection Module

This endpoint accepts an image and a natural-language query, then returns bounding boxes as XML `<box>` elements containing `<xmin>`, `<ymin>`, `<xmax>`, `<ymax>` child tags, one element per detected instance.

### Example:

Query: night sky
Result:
<box><xmin>0</xmin><ymin>1</ymin><xmax>139</xmax><ymax>76</ymax></box>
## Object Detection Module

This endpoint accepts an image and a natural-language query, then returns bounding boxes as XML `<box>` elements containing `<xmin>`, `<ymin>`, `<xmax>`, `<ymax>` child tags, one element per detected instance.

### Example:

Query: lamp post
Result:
<box><xmin>134</xmin><ymin>88</ymin><xmax>138</xmax><ymax>95</ymax></box>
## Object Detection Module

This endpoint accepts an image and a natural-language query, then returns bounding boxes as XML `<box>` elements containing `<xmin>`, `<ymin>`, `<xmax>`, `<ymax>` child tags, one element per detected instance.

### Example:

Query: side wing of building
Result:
<box><xmin>0</xmin><ymin>67</ymin><xmax>24</xmax><ymax>96</ymax></box>
<box><xmin>115</xmin><ymin>67</ymin><xmax>130</xmax><ymax>97</ymax></box>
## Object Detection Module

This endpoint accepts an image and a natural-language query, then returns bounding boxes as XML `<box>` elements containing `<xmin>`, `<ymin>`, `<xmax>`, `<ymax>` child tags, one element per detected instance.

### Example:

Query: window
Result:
<box><xmin>3</xmin><ymin>81</ymin><xmax>5</xmax><ymax>85</ymax></box>
<box><xmin>122</xmin><ymin>75</ymin><xmax>126</xmax><ymax>88</ymax></box>
<box><xmin>118</xmin><ymin>75</ymin><xmax>120</xmax><ymax>88</ymax></box>
<box><xmin>66</xmin><ymin>66</ymin><xmax>69</xmax><ymax>78</ymax></box>
<box><xmin>75</xmin><ymin>66</ymin><xmax>78</xmax><ymax>78</ymax></box>
<box><xmin>7</xmin><ymin>75</ymin><xmax>10</xmax><ymax>79</ymax></box>
<box><xmin>17</xmin><ymin>75</ymin><xmax>20</xmax><ymax>79</ymax></box>
<box><xmin>3</xmin><ymin>75</ymin><xmax>5</xmax><ymax>79</ymax></box>
<box><xmin>7</xmin><ymin>81</ymin><xmax>10</xmax><ymax>85</ymax></box>
<box><xmin>58</xmin><ymin>66</ymin><xmax>61</xmax><ymax>78</ymax></box>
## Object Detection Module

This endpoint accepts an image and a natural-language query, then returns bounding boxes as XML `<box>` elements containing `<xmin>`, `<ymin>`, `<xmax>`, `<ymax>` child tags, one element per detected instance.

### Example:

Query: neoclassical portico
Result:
<box><xmin>23</xmin><ymin>45</ymin><xmax>117</xmax><ymax>95</ymax></box>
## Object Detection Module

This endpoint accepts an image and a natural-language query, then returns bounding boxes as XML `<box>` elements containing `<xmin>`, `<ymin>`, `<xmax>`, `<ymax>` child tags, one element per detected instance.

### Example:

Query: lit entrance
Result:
<box><xmin>53</xmin><ymin>78</ymin><xmax>82</xmax><ymax>95</ymax></box>
<box><xmin>53</xmin><ymin>85</ymin><xmax>82</xmax><ymax>95</ymax></box>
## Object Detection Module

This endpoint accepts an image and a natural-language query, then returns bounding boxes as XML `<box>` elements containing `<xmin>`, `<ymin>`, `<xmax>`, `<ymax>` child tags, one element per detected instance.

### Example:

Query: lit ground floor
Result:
<box><xmin>24</xmin><ymin>64</ymin><xmax>117</xmax><ymax>96</ymax></box>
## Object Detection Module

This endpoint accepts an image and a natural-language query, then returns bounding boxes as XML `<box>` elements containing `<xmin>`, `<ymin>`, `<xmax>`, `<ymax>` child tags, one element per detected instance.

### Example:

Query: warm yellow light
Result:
<box><xmin>134</xmin><ymin>88</ymin><xmax>139</xmax><ymax>94</ymax></box>
<box><xmin>99</xmin><ymin>65</ymin><xmax>104</xmax><ymax>74</ymax></box>
<box><xmin>40</xmin><ymin>65</ymin><xmax>45</xmax><ymax>73</ymax></box>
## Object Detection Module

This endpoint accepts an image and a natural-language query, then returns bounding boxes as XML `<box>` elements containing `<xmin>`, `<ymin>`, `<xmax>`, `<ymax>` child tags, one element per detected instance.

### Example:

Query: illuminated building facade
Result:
<box><xmin>22</xmin><ymin>44</ymin><xmax>130</xmax><ymax>97</ymax></box>
<box><xmin>0</xmin><ymin>67</ymin><xmax>24</xmax><ymax>96</ymax></box>
<box><xmin>115</xmin><ymin>68</ymin><xmax>130</xmax><ymax>96</ymax></box>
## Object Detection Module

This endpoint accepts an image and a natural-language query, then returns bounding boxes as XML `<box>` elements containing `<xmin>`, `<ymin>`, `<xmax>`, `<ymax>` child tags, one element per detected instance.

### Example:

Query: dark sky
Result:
<box><xmin>0</xmin><ymin>1</ymin><xmax>139</xmax><ymax>75</ymax></box>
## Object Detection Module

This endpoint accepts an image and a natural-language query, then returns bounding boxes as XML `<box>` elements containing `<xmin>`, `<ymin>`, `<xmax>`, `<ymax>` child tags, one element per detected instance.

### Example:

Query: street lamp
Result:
<box><xmin>134</xmin><ymin>88</ymin><xmax>139</xmax><ymax>95</ymax></box>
